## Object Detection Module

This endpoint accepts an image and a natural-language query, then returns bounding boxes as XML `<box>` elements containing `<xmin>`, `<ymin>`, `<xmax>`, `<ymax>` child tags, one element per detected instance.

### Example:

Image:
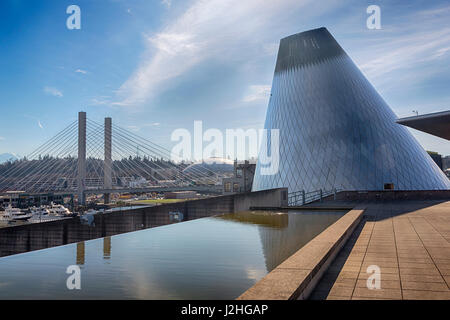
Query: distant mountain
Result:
<box><xmin>0</xmin><ymin>153</ymin><xmax>18</xmax><ymax>163</ymax></box>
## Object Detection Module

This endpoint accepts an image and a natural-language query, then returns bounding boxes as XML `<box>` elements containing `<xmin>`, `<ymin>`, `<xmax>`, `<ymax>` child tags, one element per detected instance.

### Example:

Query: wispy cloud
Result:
<box><xmin>89</xmin><ymin>96</ymin><xmax>112</xmax><ymax>106</ymax></box>
<box><xmin>354</xmin><ymin>4</ymin><xmax>450</xmax><ymax>90</ymax></box>
<box><xmin>44</xmin><ymin>86</ymin><xmax>63</xmax><ymax>97</ymax></box>
<box><xmin>113</xmin><ymin>0</ymin><xmax>341</xmax><ymax>107</ymax></box>
<box><xmin>112</xmin><ymin>0</ymin><xmax>450</xmax><ymax>138</ymax></box>
<box><xmin>75</xmin><ymin>69</ymin><xmax>88</xmax><ymax>74</ymax></box>
<box><xmin>161</xmin><ymin>0</ymin><xmax>171</xmax><ymax>8</ymax></box>
<box><xmin>431</xmin><ymin>46</ymin><xmax>450</xmax><ymax>59</ymax></box>
<box><xmin>415</xmin><ymin>4</ymin><xmax>450</xmax><ymax>17</ymax></box>
<box><xmin>126</xmin><ymin>122</ymin><xmax>161</xmax><ymax>132</ymax></box>
<box><xmin>127</xmin><ymin>125</ymin><xmax>140</xmax><ymax>132</ymax></box>
<box><xmin>0</xmin><ymin>136</ymin><xmax>5</xmax><ymax>141</ymax></box>
<box><xmin>243</xmin><ymin>85</ymin><xmax>271</xmax><ymax>102</ymax></box>
<box><xmin>360</xmin><ymin>28</ymin><xmax>450</xmax><ymax>80</ymax></box>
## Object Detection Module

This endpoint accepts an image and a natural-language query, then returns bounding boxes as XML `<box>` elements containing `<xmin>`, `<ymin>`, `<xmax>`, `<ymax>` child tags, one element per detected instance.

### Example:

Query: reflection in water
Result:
<box><xmin>217</xmin><ymin>211</ymin><xmax>289</xmax><ymax>228</ymax></box>
<box><xmin>217</xmin><ymin>211</ymin><xmax>342</xmax><ymax>271</ymax></box>
<box><xmin>76</xmin><ymin>242</ymin><xmax>85</xmax><ymax>265</ymax></box>
<box><xmin>0</xmin><ymin>210</ymin><xmax>344</xmax><ymax>299</ymax></box>
<box><xmin>103</xmin><ymin>237</ymin><xmax>111</xmax><ymax>260</ymax></box>
<box><xmin>258</xmin><ymin>213</ymin><xmax>338</xmax><ymax>271</ymax></box>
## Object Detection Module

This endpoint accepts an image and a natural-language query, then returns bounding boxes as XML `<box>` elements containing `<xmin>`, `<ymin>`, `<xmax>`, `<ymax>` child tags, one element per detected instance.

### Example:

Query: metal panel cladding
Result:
<box><xmin>252</xmin><ymin>27</ymin><xmax>450</xmax><ymax>192</ymax></box>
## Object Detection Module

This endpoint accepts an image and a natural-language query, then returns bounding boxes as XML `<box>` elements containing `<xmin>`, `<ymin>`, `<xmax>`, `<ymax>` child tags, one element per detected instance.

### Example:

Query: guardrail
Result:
<box><xmin>288</xmin><ymin>188</ymin><xmax>341</xmax><ymax>206</ymax></box>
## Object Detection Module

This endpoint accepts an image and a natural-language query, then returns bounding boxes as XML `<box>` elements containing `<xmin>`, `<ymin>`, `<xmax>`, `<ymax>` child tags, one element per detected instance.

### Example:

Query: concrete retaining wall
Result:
<box><xmin>329</xmin><ymin>190</ymin><xmax>450</xmax><ymax>202</ymax></box>
<box><xmin>0</xmin><ymin>188</ymin><xmax>287</xmax><ymax>257</ymax></box>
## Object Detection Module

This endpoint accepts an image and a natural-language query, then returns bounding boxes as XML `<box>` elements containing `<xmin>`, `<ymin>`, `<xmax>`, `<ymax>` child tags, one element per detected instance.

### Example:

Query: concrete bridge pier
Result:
<box><xmin>104</xmin><ymin>117</ymin><xmax>112</xmax><ymax>204</ymax></box>
<box><xmin>77</xmin><ymin>112</ymin><xmax>86</xmax><ymax>205</ymax></box>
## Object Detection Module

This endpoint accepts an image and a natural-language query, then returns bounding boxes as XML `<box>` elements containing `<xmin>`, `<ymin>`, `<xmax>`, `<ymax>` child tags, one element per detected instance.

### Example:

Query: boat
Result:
<box><xmin>0</xmin><ymin>205</ymin><xmax>33</xmax><ymax>221</ymax></box>
<box><xmin>46</xmin><ymin>202</ymin><xmax>72</xmax><ymax>217</ymax></box>
<box><xmin>30</xmin><ymin>206</ymin><xmax>50</xmax><ymax>216</ymax></box>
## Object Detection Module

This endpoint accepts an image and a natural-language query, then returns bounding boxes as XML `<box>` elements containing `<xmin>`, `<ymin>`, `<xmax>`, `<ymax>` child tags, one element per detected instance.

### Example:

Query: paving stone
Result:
<box><xmin>402</xmin><ymin>290</ymin><xmax>450</xmax><ymax>300</ymax></box>
<box><xmin>327</xmin><ymin>295</ymin><xmax>351</xmax><ymax>300</ymax></box>
<box><xmin>437</xmin><ymin>267</ymin><xmax>450</xmax><ymax>276</ymax></box>
<box><xmin>359</xmin><ymin>272</ymin><xmax>400</xmax><ymax>281</ymax></box>
<box><xmin>398</xmin><ymin>257</ymin><xmax>433</xmax><ymax>264</ymax></box>
<box><xmin>401</xmin><ymin>281</ymin><xmax>449</xmax><ymax>291</ymax></box>
<box><xmin>335</xmin><ymin>271</ymin><xmax>359</xmax><ymax>280</ymax></box>
<box><xmin>328</xmin><ymin>286</ymin><xmax>354</xmax><ymax>297</ymax></box>
<box><xmin>338</xmin><ymin>266</ymin><xmax>361</xmax><ymax>273</ymax></box>
<box><xmin>444</xmin><ymin>276</ymin><xmax>450</xmax><ymax>287</ymax></box>
<box><xmin>351</xmin><ymin>296</ymin><xmax>392</xmax><ymax>300</ymax></box>
<box><xmin>333</xmin><ymin>277</ymin><xmax>358</xmax><ymax>287</ymax></box>
<box><xmin>398</xmin><ymin>262</ymin><xmax>434</xmax><ymax>269</ymax></box>
<box><xmin>343</xmin><ymin>261</ymin><xmax>362</xmax><ymax>268</ymax></box>
<box><xmin>361</xmin><ymin>262</ymin><xmax>398</xmax><ymax>269</ymax></box>
<box><xmin>352</xmin><ymin>287</ymin><xmax>402</xmax><ymax>299</ymax></box>
<box><xmin>400</xmin><ymin>267</ymin><xmax>440</xmax><ymax>276</ymax></box>
<box><xmin>355</xmin><ymin>279</ymin><xmax>401</xmax><ymax>289</ymax></box>
<box><xmin>434</xmin><ymin>259</ymin><xmax>450</xmax><ymax>265</ymax></box>
<box><xmin>362</xmin><ymin>257</ymin><xmax>398</xmax><ymax>263</ymax></box>
<box><xmin>398</xmin><ymin>253</ymin><xmax>431</xmax><ymax>259</ymax></box>
<box><xmin>400</xmin><ymin>274</ymin><xmax>445</xmax><ymax>283</ymax></box>
<box><xmin>359</xmin><ymin>265</ymin><xmax>399</xmax><ymax>274</ymax></box>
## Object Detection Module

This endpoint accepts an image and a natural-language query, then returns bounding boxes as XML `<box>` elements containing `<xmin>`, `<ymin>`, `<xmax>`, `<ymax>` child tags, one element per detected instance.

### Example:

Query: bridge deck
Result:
<box><xmin>0</xmin><ymin>185</ymin><xmax>222</xmax><ymax>197</ymax></box>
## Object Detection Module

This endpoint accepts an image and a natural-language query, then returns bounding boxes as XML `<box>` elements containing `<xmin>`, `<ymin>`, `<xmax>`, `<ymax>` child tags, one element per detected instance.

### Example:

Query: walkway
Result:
<box><xmin>310</xmin><ymin>200</ymin><xmax>450</xmax><ymax>300</ymax></box>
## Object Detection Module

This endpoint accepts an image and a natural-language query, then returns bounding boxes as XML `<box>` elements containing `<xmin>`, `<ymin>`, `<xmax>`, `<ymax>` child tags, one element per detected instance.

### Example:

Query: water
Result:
<box><xmin>0</xmin><ymin>210</ymin><xmax>344</xmax><ymax>299</ymax></box>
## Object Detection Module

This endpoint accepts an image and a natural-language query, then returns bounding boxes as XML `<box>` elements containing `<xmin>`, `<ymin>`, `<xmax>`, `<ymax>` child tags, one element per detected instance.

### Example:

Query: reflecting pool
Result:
<box><xmin>0</xmin><ymin>210</ymin><xmax>344</xmax><ymax>299</ymax></box>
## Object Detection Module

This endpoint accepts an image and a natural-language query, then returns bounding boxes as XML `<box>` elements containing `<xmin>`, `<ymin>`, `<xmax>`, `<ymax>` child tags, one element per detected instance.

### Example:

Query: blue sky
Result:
<box><xmin>0</xmin><ymin>0</ymin><xmax>449</xmax><ymax>158</ymax></box>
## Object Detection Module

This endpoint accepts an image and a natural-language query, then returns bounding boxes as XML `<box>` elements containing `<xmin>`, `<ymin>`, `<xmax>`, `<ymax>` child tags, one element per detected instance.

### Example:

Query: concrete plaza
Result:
<box><xmin>310</xmin><ymin>200</ymin><xmax>450</xmax><ymax>300</ymax></box>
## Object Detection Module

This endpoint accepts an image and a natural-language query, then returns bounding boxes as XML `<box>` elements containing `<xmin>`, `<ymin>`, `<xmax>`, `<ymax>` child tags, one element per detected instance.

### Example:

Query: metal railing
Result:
<box><xmin>288</xmin><ymin>188</ymin><xmax>341</xmax><ymax>206</ymax></box>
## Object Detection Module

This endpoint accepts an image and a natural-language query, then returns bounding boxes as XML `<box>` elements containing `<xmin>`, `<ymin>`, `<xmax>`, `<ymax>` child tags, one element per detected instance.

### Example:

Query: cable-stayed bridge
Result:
<box><xmin>0</xmin><ymin>112</ymin><xmax>223</xmax><ymax>205</ymax></box>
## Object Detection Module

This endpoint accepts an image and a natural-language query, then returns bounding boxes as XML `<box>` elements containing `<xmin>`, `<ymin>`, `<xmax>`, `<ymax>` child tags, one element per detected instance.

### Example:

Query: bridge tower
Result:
<box><xmin>77</xmin><ymin>111</ymin><xmax>87</xmax><ymax>205</ymax></box>
<box><xmin>104</xmin><ymin>117</ymin><xmax>112</xmax><ymax>204</ymax></box>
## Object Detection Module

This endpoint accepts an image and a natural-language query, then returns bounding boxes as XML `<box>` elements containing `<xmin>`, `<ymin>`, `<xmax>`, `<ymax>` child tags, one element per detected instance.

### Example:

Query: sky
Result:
<box><xmin>0</xmin><ymin>0</ymin><xmax>449</xmax><ymax>159</ymax></box>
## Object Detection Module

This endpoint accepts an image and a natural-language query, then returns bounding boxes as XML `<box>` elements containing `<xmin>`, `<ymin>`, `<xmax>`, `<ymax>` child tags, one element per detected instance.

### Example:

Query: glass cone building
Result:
<box><xmin>252</xmin><ymin>27</ymin><xmax>450</xmax><ymax>193</ymax></box>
